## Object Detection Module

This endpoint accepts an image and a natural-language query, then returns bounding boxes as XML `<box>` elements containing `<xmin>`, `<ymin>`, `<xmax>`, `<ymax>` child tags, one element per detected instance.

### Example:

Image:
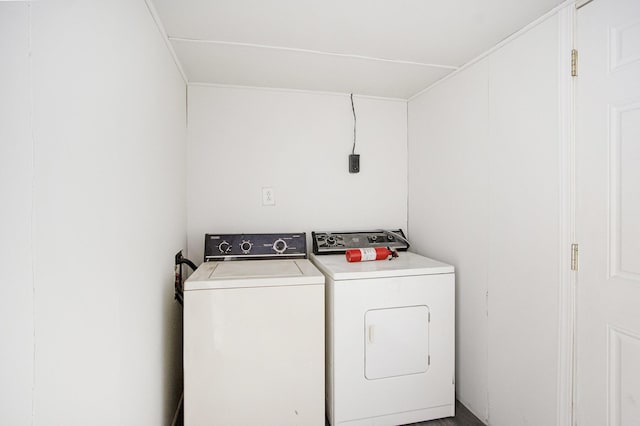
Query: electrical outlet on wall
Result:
<box><xmin>262</xmin><ymin>187</ymin><xmax>275</xmax><ymax>206</ymax></box>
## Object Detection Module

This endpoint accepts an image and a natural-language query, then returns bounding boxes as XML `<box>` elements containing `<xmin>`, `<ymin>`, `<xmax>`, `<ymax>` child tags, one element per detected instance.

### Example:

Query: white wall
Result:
<box><xmin>187</xmin><ymin>86</ymin><xmax>407</xmax><ymax>263</ymax></box>
<box><xmin>486</xmin><ymin>15</ymin><xmax>560</xmax><ymax>426</ymax></box>
<box><xmin>0</xmin><ymin>4</ymin><xmax>34</xmax><ymax>423</ymax></box>
<box><xmin>1</xmin><ymin>1</ymin><xmax>187</xmax><ymax>424</ymax></box>
<box><xmin>408</xmin><ymin>12</ymin><xmax>562</xmax><ymax>426</ymax></box>
<box><xmin>408</xmin><ymin>57</ymin><xmax>491</xmax><ymax>420</ymax></box>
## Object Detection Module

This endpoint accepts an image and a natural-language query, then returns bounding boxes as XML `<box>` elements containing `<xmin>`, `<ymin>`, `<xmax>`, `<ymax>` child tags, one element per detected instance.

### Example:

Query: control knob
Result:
<box><xmin>218</xmin><ymin>240</ymin><xmax>231</xmax><ymax>254</ymax></box>
<box><xmin>240</xmin><ymin>240</ymin><xmax>253</xmax><ymax>254</ymax></box>
<box><xmin>272</xmin><ymin>238</ymin><xmax>288</xmax><ymax>254</ymax></box>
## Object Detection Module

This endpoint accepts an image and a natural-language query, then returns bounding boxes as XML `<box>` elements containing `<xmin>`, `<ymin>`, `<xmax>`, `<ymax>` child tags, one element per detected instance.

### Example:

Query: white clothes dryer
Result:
<box><xmin>310</xmin><ymin>231</ymin><xmax>455</xmax><ymax>426</ymax></box>
<box><xmin>184</xmin><ymin>233</ymin><xmax>325</xmax><ymax>426</ymax></box>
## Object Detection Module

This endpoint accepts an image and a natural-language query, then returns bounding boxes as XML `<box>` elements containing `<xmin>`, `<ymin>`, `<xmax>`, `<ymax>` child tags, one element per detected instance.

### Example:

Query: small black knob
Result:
<box><xmin>240</xmin><ymin>240</ymin><xmax>253</xmax><ymax>254</ymax></box>
<box><xmin>273</xmin><ymin>239</ymin><xmax>287</xmax><ymax>253</ymax></box>
<box><xmin>218</xmin><ymin>241</ymin><xmax>231</xmax><ymax>253</ymax></box>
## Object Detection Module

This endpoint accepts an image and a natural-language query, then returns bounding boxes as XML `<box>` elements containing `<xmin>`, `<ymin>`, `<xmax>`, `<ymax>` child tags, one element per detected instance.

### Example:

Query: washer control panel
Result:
<box><xmin>204</xmin><ymin>233</ymin><xmax>306</xmax><ymax>261</ymax></box>
<box><xmin>312</xmin><ymin>229</ymin><xmax>409</xmax><ymax>255</ymax></box>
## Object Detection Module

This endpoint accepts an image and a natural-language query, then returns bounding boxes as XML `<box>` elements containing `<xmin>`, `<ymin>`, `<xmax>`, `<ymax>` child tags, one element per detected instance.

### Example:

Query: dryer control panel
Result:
<box><xmin>312</xmin><ymin>229</ymin><xmax>409</xmax><ymax>255</ymax></box>
<box><xmin>204</xmin><ymin>233</ymin><xmax>307</xmax><ymax>261</ymax></box>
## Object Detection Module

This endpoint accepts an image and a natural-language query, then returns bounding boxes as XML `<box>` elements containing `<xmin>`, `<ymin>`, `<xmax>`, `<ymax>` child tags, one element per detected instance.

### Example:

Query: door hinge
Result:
<box><xmin>428</xmin><ymin>312</ymin><xmax>431</xmax><ymax>323</ymax></box>
<box><xmin>571</xmin><ymin>49</ymin><xmax>578</xmax><ymax>77</ymax></box>
<box><xmin>428</xmin><ymin>355</ymin><xmax>431</xmax><ymax>366</ymax></box>
<box><xmin>571</xmin><ymin>243</ymin><xmax>579</xmax><ymax>271</ymax></box>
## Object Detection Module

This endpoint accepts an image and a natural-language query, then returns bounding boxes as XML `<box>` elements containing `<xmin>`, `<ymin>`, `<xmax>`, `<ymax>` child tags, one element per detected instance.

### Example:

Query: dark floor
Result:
<box><xmin>322</xmin><ymin>400</ymin><xmax>485</xmax><ymax>426</ymax></box>
<box><xmin>176</xmin><ymin>399</ymin><xmax>485</xmax><ymax>426</ymax></box>
<box><xmin>407</xmin><ymin>400</ymin><xmax>485</xmax><ymax>425</ymax></box>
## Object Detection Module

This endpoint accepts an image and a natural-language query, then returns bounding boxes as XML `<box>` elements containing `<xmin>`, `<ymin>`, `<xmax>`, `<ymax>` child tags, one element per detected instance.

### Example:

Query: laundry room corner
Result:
<box><xmin>185</xmin><ymin>85</ymin><xmax>408</xmax><ymax>264</ymax></box>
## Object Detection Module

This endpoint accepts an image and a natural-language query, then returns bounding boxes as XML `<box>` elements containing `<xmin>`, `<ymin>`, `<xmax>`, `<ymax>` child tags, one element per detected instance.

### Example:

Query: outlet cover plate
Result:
<box><xmin>262</xmin><ymin>187</ymin><xmax>275</xmax><ymax>206</ymax></box>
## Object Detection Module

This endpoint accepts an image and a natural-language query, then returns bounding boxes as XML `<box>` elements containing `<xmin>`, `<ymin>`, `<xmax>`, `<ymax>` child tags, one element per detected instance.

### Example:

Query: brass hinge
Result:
<box><xmin>571</xmin><ymin>49</ymin><xmax>578</xmax><ymax>77</ymax></box>
<box><xmin>571</xmin><ymin>243</ymin><xmax>579</xmax><ymax>271</ymax></box>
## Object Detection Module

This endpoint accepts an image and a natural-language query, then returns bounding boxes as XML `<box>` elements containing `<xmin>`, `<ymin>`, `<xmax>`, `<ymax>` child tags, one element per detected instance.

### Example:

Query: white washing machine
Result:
<box><xmin>310</xmin><ymin>230</ymin><xmax>455</xmax><ymax>426</ymax></box>
<box><xmin>183</xmin><ymin>233</ymin><xmax>325</xmax><ymax>426</ymax></box>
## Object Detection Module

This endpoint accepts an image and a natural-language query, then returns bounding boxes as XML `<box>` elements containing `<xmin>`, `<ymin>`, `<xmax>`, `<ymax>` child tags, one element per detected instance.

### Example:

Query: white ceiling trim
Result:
<box><xmin>408</xmin><ymin>0</ymin><xmax>576</xmax><ymax>101</ymax></box>
<box><xmin>188</xmin><ymin>81</ymin><xmax>409</xmax><ymax>103</ymax></box>
<box><xmin>143</xmin><ymin>0</ymin><xmax>187</xmax><ymax>83</ymax></box>
<box><xmin>172</xmin><ymin>38</ymin><xmax>453</xmax><ymax>98</ymax></box>
<box><xmin>575</xmin><ymin>0</ymin><xmax>594</xmax><ymax>9</ymax></box>
<box><xmin>168</xmin><ymin>37</ymin><xmax>459</xmax><ymax>71</ymax></box>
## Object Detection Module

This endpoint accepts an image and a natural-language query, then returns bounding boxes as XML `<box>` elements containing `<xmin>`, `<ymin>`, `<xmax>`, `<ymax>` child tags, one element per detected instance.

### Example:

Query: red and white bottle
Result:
<box><xmin>345</xmin><ymin>247</ymin><xmax>398</xmax><ymax>262</ymax></box>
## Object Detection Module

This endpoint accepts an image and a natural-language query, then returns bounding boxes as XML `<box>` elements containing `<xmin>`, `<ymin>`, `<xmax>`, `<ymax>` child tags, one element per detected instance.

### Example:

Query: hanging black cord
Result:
<box><xmin>350</xmin><ymin>93</ymin><xmax>357</xmax><ymax>155</ymax></box>
<box><xmin>177</xmin><ymin>257</ymin><xmax>197</xmax><ymax>271</ymax></box>
<box><xmin>174</xmin><ymin>252</ymin><xmax>197</xmax><ymax>306</ymax></box>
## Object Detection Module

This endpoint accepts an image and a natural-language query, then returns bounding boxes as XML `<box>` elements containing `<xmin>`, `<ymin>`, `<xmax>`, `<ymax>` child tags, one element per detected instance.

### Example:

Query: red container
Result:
<box><xmin>345</xmin><ymin>247</ymin><xmax>397</xmax><ymax>262</ymax></box>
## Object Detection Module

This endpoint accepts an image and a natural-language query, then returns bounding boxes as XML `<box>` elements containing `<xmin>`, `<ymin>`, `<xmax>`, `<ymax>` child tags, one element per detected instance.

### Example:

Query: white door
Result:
<box><xmin>576</xmin><ymin>0</ymin><xmax>640</xmax><ymax>424</ymax></box>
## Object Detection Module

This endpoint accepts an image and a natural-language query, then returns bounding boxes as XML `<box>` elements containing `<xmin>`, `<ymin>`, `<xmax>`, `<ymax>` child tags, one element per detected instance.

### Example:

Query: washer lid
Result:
<box><xmin>310</xmin><ymin>251</ymin><xmax>453</xmax><ymax>280</ymax></box>
<box><xmin>184</xmin><ymin>259</ymin><xmax>324</xmax><ymax>290</ymax></box>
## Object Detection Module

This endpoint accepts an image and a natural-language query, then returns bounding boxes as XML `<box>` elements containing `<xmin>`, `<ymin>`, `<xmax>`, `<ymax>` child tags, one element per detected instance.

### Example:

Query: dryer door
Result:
<box><xmin>364</xmin><ymin>305</ymin><xmax>430</xmax><ymax>380</ymax></box>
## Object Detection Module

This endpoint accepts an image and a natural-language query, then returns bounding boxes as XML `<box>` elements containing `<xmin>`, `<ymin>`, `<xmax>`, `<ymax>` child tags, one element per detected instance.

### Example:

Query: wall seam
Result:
<box><xmin>405</xmin><ymin>100</ymin><xmax>410</xmax><ymax>238</ymax></box>
<box><xmin>485</xmin><ymin>51</ymin><xmax>491</xmax><ymax>425</ymax></box>
<box><xmin>27</xmin><ymin>2</ymin><xmax>36</xmax><ymax>425</ymax></box>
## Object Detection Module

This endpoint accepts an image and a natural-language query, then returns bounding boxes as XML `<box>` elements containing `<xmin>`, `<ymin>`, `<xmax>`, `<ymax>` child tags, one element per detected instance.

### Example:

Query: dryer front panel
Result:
<box><xmin>329</xmin><ymin>273</ymin><xmax>454</xmax><ymax>425</ymax></box>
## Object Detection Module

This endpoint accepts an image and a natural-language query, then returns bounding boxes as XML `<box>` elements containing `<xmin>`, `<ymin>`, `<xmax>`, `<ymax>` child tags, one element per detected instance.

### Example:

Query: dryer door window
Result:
<box><xmin>364</xmin><ymin>305</ymin><xmax>430</xmax><ymax>380</ymax></box>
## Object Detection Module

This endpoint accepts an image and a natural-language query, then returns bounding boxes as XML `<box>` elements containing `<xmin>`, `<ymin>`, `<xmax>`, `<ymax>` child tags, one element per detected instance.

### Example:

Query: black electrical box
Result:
<box><xmin>349</xmin><ymin>154</ymin><xmax>360</xmax><ymax>173</ymax></box>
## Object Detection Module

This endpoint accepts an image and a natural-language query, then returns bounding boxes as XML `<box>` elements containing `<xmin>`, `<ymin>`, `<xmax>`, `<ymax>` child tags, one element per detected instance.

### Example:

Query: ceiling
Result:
<box><xmin>152</xmin><ymin>0</ymin><xmax>564</xmax><ymax>99</ymax></box>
